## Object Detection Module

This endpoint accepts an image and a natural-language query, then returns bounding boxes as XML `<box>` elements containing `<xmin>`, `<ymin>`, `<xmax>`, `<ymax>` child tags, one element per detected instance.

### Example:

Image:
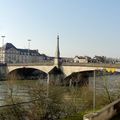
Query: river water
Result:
<box><xmin>89</xmin><ymin>73</ymin><xmax>120</xmax><ymax>92</ymax></box>
<box><xmin>0</xmin><ymin>79</ymin><xmax>47</xmax><ymax>106</ymax></box>
<box><xmin>0</xmin><ymin>74</ymin><xmax>120</xmax><ymax>106</ymax></box>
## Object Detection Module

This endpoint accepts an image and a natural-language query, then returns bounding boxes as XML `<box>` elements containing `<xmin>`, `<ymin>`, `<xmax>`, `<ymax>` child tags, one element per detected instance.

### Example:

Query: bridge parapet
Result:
<box><xmin>7</xmin><ymin>61</ymin><xmax>54</xmax><ymax>66</ymax></box>
<box><xmin>7</xmin><ymin>61</ymin><xmax>120</xmax><ymax>68</ymax></box>
<box><xmin>62</xmin><ymin>62</ymin><xmax>120</xmax><ymax>68</ymax></box>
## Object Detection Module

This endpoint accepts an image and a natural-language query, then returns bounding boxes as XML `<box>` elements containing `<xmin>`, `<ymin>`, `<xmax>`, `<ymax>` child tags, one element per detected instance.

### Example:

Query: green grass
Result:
<box><xmin>60</xmin><ymin>112</ymin><xmax>85</xmax><ymax>120</ymax></box>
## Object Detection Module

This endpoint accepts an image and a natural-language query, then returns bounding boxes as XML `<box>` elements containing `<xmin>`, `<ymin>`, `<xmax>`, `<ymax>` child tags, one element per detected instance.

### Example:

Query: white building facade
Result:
<box><xmin>0</xmin><ymin>43</ymin><xmax>47</xmax><ymax>63</ymax></box>
<box><xmin>74</xmin><ymin>56</ymin><xmax>88</xmax><ymax>63</ymax></box>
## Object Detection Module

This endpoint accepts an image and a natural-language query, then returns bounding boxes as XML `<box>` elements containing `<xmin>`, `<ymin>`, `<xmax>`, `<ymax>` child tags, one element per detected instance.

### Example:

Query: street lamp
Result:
<box><xmin>28</xmin><ymin>39</ymin><xmax>31</xmax><ymax>63</ymax></box>
<box><xmin>93</xmin><ymin>69</ymin><xmax>96</xmax><ymax>112</ymax></box>
<box><xmin>1</xmin><ymin>36</ymin><xmax>5</xmax><ymax>63</ymax></box>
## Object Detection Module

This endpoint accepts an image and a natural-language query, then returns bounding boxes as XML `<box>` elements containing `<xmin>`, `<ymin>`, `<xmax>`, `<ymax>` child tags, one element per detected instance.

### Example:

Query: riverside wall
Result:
<box><xmin>83</xmin><ymin>99</ymin><xmax>120</xmax><ymax>120</ymax></box>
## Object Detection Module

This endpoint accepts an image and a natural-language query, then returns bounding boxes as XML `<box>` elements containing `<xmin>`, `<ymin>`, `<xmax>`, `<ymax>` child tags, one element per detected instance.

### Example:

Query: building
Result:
<box><xmin>0</xmin><ymin>43</ymin><xmax>47</xmax><ymax>63</ymax></box>
<box><xmin>74</xmin><ymin>56</ymin><xmax>88</xmax><ymax>63</ymax></box>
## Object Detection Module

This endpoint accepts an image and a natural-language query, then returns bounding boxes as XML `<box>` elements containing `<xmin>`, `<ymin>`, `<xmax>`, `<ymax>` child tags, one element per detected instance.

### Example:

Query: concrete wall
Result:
<box><xmin>83</xmin><ymin>99</ymin><xmax>120</xmax><ymax>120</ymax></box>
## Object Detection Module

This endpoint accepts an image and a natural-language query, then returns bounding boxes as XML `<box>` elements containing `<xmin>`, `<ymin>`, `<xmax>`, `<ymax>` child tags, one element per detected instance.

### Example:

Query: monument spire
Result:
<box><xmin>54</xmin><ymin>34</ymin><xmax>60</xmax><ymax>67</ymax></box>
<box><xmin>56</xmin><ymin>34</ymin><xmax>60</xmax><ymax>58</ymax></box>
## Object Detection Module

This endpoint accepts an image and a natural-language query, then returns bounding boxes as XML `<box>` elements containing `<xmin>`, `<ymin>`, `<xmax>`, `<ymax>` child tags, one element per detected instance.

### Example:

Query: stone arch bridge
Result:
<box><xmin>7</xmin><ymin>62</ymin><xmax>120</xmax><ymax>79</ymax></box>
<box><xmin>3</xmin><ymin>35</ymin><xmax>120</xmax><ymax>84</ymax></box>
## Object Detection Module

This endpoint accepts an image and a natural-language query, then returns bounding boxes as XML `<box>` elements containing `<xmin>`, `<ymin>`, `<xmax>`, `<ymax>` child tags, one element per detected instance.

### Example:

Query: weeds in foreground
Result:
<box><xmin>0</xmin><ymin>72</ymin><xmax>119</xmax><ymax>120</ymax></box>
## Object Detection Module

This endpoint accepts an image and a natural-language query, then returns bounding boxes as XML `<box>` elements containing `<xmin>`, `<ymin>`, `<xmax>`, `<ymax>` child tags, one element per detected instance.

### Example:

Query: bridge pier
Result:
<box><xmin>0</xmin><ymin>63</ymin><xmax>7</xmax><ymax>80</ymax></box>
<box><xmin>48</xmin><ymin>67</ymin><xmax>65</xmax><ymax>85</ymax></box>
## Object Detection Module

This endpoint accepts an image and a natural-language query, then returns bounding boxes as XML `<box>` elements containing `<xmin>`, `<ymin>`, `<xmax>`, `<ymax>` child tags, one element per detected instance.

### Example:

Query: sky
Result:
<box><xmin>0</xmin><ymin>0</ymin><xmax>120</xmax><ymax>58</ymax></box>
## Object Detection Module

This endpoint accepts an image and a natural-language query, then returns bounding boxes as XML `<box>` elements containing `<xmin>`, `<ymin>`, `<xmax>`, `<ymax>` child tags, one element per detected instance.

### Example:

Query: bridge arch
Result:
<box><xmin>7</xmin><ymin>65</ymin><xmax>55</xmax><ymax>74</ymax></box>
<box><xmin>7</xmin><ymin>67</ymin><xmax>48</xmax><ymax>80</ymax></box>
<box><xmin>63</xmin><ymin>68</ymin><xmax>120</xmax><ymax>87</ymax></box>
<box><xmin>62</xmin><ymin>66</ymin><xmax>98</xmax><ymax>77</ymax></box>
<box><xmin>64</xmin><ymin>70</ymin><xmax>94</xmax><ymax>86</ymax></box>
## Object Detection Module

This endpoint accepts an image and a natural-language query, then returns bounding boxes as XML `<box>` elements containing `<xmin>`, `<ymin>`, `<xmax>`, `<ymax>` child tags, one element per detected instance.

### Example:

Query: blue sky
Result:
<box><xmin>0</xmin><ymin>0</ymin><xmax>120</xmax><ymax>58</ymax></box>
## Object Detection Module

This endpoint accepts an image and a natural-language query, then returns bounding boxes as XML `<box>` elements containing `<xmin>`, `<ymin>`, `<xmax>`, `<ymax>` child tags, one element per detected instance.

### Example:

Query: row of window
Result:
<box><xmin>5</xmin><ymin>55</ymin><xmax>42</xmax><ymax>63</ymax></box>
<box><xmin>4</xmin><ymin>51</ymin><xmax>40</xmax><ymax>56</ymax></box>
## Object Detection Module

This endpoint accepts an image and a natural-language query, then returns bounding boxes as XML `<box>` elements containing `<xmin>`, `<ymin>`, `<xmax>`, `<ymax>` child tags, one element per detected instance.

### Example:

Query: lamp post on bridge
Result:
<box><xmin>1</xmin><ymin>36</ymin><xmax>5</xmax><ymax>63</ymax></box>
<box><xmin>28</xmin><ymin>39</ymin><xmax>31</xmax><ymax>63</ymax></box>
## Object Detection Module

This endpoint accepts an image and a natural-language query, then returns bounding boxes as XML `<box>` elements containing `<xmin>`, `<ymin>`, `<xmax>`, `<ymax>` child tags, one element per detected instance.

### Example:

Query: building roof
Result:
<box><xmin>3</xmin><ymin>43</ymin><xmax>44</xmax><ymax>56</ymax></box>
<box><xmin>74</xmin><ymin>56</ymin><xmax>86</xmax><ymax>59</ymax></box>
<box><xmin>4</xmin><ymin>43</ymin><xmax>16</xmax><ymax>50</ymax></box>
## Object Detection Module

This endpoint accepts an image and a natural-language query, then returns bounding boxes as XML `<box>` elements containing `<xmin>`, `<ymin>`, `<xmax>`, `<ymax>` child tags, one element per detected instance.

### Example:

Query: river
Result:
<box><xmin>0</xmin><ymin>74</ymin><xmax>120</xmax><ymax>106</ymax></box>
<box><xmin>89</xmin><ymin>73</ymin><xmax>120</xmax><ymax>93</ymax></box>
<box><xmin>0</xmin><ymin>79</ymin><xmax>47</xmax><ymax>106</ymax></box>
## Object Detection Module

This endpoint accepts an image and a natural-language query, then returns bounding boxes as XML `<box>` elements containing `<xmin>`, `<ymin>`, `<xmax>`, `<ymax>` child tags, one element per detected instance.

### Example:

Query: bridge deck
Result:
<box><xmin>8</xmin><ymin>62</ymin><xmax>120</xmax><ymax>68</ymax></box>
